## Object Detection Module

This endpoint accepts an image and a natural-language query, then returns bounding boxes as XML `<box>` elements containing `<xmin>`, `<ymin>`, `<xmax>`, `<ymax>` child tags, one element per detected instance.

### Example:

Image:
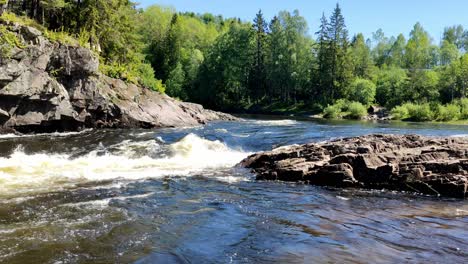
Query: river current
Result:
<box><xmin>0</xmin><ymin>116</ymin><xmax>467</xmax><ymax>263</ymax></box>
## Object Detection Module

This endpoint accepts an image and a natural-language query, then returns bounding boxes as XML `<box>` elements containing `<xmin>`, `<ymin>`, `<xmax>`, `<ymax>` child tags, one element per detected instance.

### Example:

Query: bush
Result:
<box><xmin>323</xmin><ymin>104</ymin><xmax>343</xmax><ymax>119</ymax></box>
<box><xmin>406</xmin><ymin>103</ymin><xmax>433</xmax><ymax>121</ymax></box>
<box><xmin>391</xmin><ymin>104</ymin><xmax>410</xmax><ymax>120</ymax></box>
<box><xmin>0</xmin><ymin>25</ymin><xmax>24</xmax><ymax>59</ymax></box>
<box><xmin>434</xmin><ymin>104</ymin><xmax>460</xmax><ymax>121</ymax></box>
<box><xmin>345</xmin><ymin>102</ymin><xmax>367</xmax><ymax>119</ymax></box>
<box><xmin>391</xmin><ymin>103</ymin><xmax>434</xmax><ymax>122</ymax></box>
<box><xmin>457</xmin><ymin>98</ymin><xmax>468</xmax><ymax>120</ymax></box>
<box><xmin>323</xmin><ymin>100</ymin><xmax>367</xmax><ymax>120</ymax></box>
<box><xmin>137</xmin><ymin>63</ymin><xmax>165</xmax><ymax>93</ymax></box>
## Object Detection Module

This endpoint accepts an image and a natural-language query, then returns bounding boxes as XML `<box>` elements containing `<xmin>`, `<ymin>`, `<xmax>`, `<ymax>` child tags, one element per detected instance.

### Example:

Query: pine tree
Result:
<box><xmin>315</xmin><ymin>12</ymin><xmax>332</xmax><ymax>103</ymax></box>
<box><xmin>163</xmin><ymin>14</ymin><xmax>182</xmax><ymax>81</ymax></box>
<box><xmin>249</xmin><ymin>9</ymin><xmax>268</xmax><ymax>103</ymax></box>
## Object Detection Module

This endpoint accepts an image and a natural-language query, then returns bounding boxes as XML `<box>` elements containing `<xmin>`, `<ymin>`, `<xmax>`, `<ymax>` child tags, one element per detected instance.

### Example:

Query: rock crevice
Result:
<box><xmin>239</xmin><ymin>134</ymin><xmax>468</xmax><ymax>198</ymax></box>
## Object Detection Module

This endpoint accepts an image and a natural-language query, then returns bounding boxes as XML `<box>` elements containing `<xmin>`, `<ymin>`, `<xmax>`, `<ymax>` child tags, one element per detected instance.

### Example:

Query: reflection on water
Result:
<box><xmin>0</xmin><ymin>116</ymin><xmax>467</xmax><ymax>263</ymax></box>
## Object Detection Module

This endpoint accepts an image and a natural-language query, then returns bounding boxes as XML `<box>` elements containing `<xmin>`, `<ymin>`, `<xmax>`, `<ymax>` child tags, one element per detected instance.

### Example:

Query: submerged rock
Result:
<box><xmin>239</xmin><ymin>134</ymin><xmax>468</xmax><ymax>198</ymax></box>
<box><xmin>0</xmin><ymin>24</ymin><xmax>235</xmax><ymax>133</ymax></box>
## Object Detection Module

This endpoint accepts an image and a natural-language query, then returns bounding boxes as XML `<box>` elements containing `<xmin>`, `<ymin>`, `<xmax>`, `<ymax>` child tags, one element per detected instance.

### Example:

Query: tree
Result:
<box><xmin>327</xmin><ymin>3</ymin><xmax>352</xmax><ymax>101</ymax></box>
<box><xmin>350</xmin><ymin>33</ymin><xmax>374</xmax><ymax>78</ymax></box>
<box><xmin>375</xmin><ymin>67</ymin><xmax>408</xmax><ymax>107</ymax></box>
<box><xmin>440</xmin><ymin>40</ymin><xmax>459</xmax><ymax>66</ymax></box>
<box><xmin>371</xmin><ymin>29</ymin><xmax>391</xmax><ymax>66</ymax></box>
<box><xmin>405</xmin><ymin>23</ymin><xmax>432</xmax><ymax>70</ymax></box>
<box><xmin>249</xmin><ymin>9</ymin><xmax>268</xmax><ymax>103</ymax></box>
<box><xmin>195</xmin><ymin>21</ymin><xmax>255</xmax><ymax>109</ymax></box>
<box><xmin>387</xmin><ymin>34</ymin><xmax>406</xmax><ymax>67</ymax></box>
<box><xmin>313</xmin><ymin>12</ymin><xmax>332</xmax><ymax>104</ymax></box>
<box><xmin>162</xmin><ymin>14</ymin><xmax>182</xmax><ymax>81</ymax></box>
<box><xmin>443</xmin><ymin>25</ymin><xmax>465</xmax><ymax>50</ymax></box>
<box><xmin>346</xmin><ymin>78</ymin><xmax>376</xmax><ymax>105</ymax></box>
<box><xmin>166</xmin><ymin>62</ymin><xmax>186</xmax><ymax>100</ymax></box>
<box><xmin>266</xmin><ymin>15</ymin><xmax>287</xmax><ymax>101</ymax></box>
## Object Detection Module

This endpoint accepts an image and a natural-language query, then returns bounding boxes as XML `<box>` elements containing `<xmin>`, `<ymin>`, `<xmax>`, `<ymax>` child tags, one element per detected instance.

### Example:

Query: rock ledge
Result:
<box><xmin>239</xmin><ymin>134</ymin><xmax>468</xmax><ymax>198</ymax></box>
<box><xmin>0</xmin><ymin>23</ymin><xmax>235</xmax><ymax>133</ymax></box>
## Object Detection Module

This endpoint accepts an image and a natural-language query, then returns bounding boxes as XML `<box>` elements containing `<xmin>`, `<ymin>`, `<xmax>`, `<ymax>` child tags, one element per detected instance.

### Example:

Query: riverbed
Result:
<box><xmin>0</xmin><ymin>116</ymin><xmax>467</xmax><ymax>263</ymax></box>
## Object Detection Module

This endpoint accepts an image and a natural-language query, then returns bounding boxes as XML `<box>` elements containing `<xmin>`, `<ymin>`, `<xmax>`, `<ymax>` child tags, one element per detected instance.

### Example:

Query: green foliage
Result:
<box><xmin>323</xmin><ymin>99</ymin><xmax>366</xmax><ymax>120</ymax></box>
<box><xmin>391</xmin><ymin>102</ymin><xmax>468</xmax><ymax>122</ymax></box>
<box><xmin>43</xmin><ymin>29</ymin><xmax>77</xmax><ymax>45</ymax></box>
<box><xmin>166</xmin><ymin>62</ymin><xmax>186</xmax><ymax>99</ymax></box>
<box><xmin>323</xmin><ymin>103</ymin><xmax>344</xmax><ymax>119</ymax></box>
<box><xmin>391</xmin><ymin>105</ymin><xmax>410</xmax><ymax>120</ymax></box>
<box><xmin>4</xmin><ymin>1</ymin><xmax>468</xmax><ymax>117</ymax></box>
<box><xmin>346</xmin><ymin>78</ymin><xmax>376</xmax><ymax>105</ymax></box>
<box><xmin>456</xmin><ymin>98</ymin><xmax>468</xmax><ymax>119</ymax></box>
<box><xmin>345</xmin><ymin>102</ymin><xmax>367</xmax><ymax>119</ymax></box>
<box><xmin>0</xmin><ymin>24</ymin><xmax>23</xmax><ymax>58</ymax></box>
<box><xmin>434</xmin><ymin>103</ymin><xmax>461</xmax><ymax>121</ymax></box>
<box><xmin>406</xmin><ymin>103</ymin><xmax>433</xmax><ymax>121</ymax></box>
<box><xmin>392</xmin><ymin>103</ymin><xmax>434</xmax><ymax>121</ymax></box>
<box><xmin>137</xmin><ymin>63</ymin><xmax>165</xmax><ymax>93</ymax></box>
<box><xmin>375</xmin><ymin>67</ymin><xmax>408</xmax><ymax>107</ymax></box>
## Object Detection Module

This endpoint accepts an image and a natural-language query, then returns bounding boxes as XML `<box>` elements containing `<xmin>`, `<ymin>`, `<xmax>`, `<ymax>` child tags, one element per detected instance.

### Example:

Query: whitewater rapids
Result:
<box><xmin>0</xmin><ymin>133</ymin><xmax>249</xmax><ymax>198</ymax></box>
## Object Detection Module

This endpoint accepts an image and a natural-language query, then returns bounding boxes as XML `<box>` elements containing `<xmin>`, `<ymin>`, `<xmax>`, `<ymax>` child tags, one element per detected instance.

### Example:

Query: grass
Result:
<box><xmin>1</xmin><ymin>11</ymin><xmax>78</xmax><ymax>46</ymax></box>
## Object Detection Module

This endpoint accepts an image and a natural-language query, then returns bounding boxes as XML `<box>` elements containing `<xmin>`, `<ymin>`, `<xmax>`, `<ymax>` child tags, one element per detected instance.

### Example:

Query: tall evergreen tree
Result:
<box><xmin>327</xmin><ymin>3</ymin><xmax>351</xmax><ymax>101</ymax></box>
<box><xmin>249</xmin><ymin>9</ymin><xmax>268</xmax><ymax>103</ymax></box>
<box><xmin>314</xmin><ymin>12</ymin><xmax>332</xmax><ymax>103</ymax></box>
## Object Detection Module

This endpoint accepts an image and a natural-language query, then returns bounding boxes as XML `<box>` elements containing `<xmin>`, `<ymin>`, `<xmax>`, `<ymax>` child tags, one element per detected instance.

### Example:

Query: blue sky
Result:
<box><xmin>138</xmin><ymin>0</ymin><xmax>468</xmax><ymax>43</ymax></box>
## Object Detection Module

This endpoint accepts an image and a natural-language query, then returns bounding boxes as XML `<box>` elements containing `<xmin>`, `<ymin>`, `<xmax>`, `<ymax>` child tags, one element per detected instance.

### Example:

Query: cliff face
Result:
<box><xmin>0</xmin><ymin>23</ymin><xmax>234</xmax><ymax>133</ymax></box>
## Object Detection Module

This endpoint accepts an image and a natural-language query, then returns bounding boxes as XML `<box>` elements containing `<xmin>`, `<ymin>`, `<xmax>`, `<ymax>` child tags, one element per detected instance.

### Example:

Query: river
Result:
<box><xmin>0</xmin><ymin>116</ymin><xmax>467</xmax><ymax>263</ymax></box>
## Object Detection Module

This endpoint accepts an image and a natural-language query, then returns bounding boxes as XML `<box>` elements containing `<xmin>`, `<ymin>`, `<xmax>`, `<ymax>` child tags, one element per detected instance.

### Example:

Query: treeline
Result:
<box><xmin>2</xmin><ymin>2</ymin><xmax>468</xmax><ymax>120</ymax></box>
<box><xmin>138</xmin><ymin>3</ymin><xmax>468</xmax><ymax>117</ymax></box>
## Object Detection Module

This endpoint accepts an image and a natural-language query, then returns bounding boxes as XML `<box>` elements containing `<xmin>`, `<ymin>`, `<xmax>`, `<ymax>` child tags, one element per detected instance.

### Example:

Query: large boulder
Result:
<box><xmin>239</xmin><ymin>134</ymin><xmax>468</xmax><ymax>198</ymax></box>
<box><xmin>0</xmin><ymin>24</ymin><xmax>235</xmax><ymax>132</ymax></box>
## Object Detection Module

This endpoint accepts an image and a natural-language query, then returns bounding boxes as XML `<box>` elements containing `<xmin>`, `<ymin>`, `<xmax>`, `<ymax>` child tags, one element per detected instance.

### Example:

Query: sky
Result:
<box><xmin>137</xmin><ymin>0</ymin><xmax>468</xmax><ymax>43</ymax></box>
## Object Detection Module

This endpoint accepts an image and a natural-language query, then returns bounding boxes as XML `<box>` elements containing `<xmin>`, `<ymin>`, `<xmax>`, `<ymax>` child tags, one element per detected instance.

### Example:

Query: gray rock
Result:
<box><xmin>0</xmin><ymin>23</ymin><xmax>235</xmax><ymax>133</ymax></box>
<box><xmin>240</xmin><ymin>134</ymin><xmax>468</xmax><ymax>198</ymax></box>
<box><xmin>20</xmin><ymin>26</ymin><xmax>42</xmax><ymax>43</ymax></box>
<box><xmin>48</xmin><ymin>45</ymin><xmax>99</xmax><ymax>76</ymax></box>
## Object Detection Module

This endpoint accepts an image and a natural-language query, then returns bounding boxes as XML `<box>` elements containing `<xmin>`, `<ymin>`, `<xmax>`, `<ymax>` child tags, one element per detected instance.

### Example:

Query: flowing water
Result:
<box><xmin>0</xmin><ymin>116</ymin><xmax>467</xmax><ymax>263</ymax></box>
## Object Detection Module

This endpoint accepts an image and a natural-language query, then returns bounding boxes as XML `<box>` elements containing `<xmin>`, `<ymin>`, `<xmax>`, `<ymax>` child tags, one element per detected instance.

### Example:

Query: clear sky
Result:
<box><xmin>137</xmin><ymin>0</ymin><xmax>468</xmax><ymax>43</ymax></box>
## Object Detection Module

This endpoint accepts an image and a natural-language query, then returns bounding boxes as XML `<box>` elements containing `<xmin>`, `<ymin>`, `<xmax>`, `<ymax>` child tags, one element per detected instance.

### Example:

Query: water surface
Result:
<box><xmin>0</xmin><ymin>116</ymin><xmax>467</xmax><ymax>263</ymax></box>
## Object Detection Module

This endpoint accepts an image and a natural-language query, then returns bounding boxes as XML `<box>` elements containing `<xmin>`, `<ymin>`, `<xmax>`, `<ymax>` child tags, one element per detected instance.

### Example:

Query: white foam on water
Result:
<box><xmin>62</xmin><ymin>192</ymin><xmax>156</xmax><ymax>208</ymax></box>
<box><xmin>0</xmin><ymin>134</ymin><xmax>249</xmax><ymax>198</ymax></box>
<box><xmin>251</xmin><ymin>120</ymin><xmax>298</xmax><ymax>126</ymax></box>
<box><xmin>451</xmin><ymin>134</ymin><xmax>468</xmax><ymax>138</ymax></box>
<box><xmin>0</xmin><ymin>129</ymin><xmax>93</xmax><ymax>139</ymax></box>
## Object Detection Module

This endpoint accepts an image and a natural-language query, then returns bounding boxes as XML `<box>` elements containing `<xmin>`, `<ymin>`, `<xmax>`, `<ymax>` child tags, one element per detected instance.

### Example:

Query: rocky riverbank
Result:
<box><xmin>0</xmin><ymin>23</ymin><xmax>235</xmax><ymax>134</ymax></box>
<box><xmin>240</xmin><ymin>134</ymin><xmax>468</xmax><ymax>198</ymax></box>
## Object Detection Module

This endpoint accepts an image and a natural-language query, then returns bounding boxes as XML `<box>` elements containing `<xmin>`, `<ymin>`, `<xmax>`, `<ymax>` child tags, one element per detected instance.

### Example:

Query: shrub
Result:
<box><xmin>137</xmin><ymin>63</ymin><xmax>165</xmax><ymax>93</ymax></box>
<box><xmin>457</xmin><ymin>98</ymin><xmax>468</xmax><ymax>120</ymax></box>
<box><xmin>323</xmin><ymin>100</ymin><xmax>367</xmax><ymax>120</ymax></box>
<box><xmin>0</xmin><ymin>25</ymin><xmax>24</xmax><ymax>58</ymax></box>
<box><xmin>434</xmin><ymin>104</ymin><xmax>460</xmax><ymax>121</ymax></box>
<box><xmin>391</xmin><ymin>104</ymin><xmax>409</xmax><ymax>120</ymax></box>
<box><xmin>323</xmin><ymin>104</ymin><xmax>343</xmax><ymax>119</ymax></box>
<box><xmin>406</xmin><ymin>103</ymin><xmax>434</xmax><ymax>121</ymax></box>
<box><xmin>345</xmin><ymin>102</ymin><xmax>367</xmax><ymax>119</ymax></box>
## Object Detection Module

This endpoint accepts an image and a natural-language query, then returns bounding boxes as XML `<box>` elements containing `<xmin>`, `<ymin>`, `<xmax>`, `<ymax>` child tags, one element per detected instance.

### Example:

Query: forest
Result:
<box><xmin>1</xmin><ymin>1</ymin><xmax>468</xmax><ymax>121</ymax></box>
